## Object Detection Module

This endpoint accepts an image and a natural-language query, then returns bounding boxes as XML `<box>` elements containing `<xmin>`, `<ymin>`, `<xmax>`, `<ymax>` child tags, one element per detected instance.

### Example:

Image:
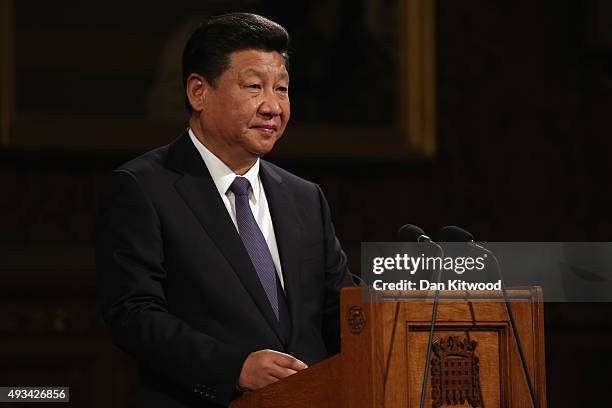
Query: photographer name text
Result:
<box><xmin>372</xmin><ymin>279</ymin><xmax>502</xmax><ymax>291</ymax></box>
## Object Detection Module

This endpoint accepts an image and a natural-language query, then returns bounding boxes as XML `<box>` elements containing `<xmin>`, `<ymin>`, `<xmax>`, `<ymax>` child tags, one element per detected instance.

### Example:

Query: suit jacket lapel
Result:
<box><xmin>260</xmin><ymin>161</ymin><xmax>302</xmax><ymax>347</ymax></box>
<box><xmin>166</xmin><ymin>132</ymin><xmax>285</xmax><ymax>343</ymax></box>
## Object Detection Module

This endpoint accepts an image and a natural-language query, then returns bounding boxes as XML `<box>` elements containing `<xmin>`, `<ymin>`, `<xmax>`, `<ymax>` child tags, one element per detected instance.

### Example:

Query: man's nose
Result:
<box><xmin>258</xmin><ymin>93</ymin><xmax>283</xmax><ymax>116</ymax></box>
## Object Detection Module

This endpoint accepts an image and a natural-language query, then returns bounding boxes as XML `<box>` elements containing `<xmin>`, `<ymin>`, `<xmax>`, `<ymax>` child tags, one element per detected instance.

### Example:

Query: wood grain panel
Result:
<box><xmin>406</xmin><ymin>327</ymin><xmax>505</xmax><ymax>407</ymax></box>
<box><xmin>366</xmin><ymin>289</ymin><xmax>546</xmax><ymax>407</ymax></box>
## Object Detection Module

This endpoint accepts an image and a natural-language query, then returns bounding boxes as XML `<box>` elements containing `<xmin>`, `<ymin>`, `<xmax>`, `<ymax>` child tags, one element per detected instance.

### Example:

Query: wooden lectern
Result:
<box><xmin>230</xmin><ymin>287</ymin><xmax>547</xmax><ymax>407</ymax></box>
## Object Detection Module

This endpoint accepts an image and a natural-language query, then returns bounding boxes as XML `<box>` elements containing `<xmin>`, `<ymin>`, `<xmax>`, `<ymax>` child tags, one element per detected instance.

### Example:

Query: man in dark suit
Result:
<box><xmin>96</xmin><ymin>12</ymin><xmax>353</xmax><ymax>408</ymax></box>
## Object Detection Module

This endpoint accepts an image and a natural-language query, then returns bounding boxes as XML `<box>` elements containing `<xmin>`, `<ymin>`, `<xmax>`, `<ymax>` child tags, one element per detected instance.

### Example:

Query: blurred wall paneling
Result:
<box><xmin>0</xmin><ymin>0</ymin><xmax>14</xmax><ymax>146</ymax></box>
<box><xmin>2</xmin><ymin>0</ymin><xmax>436</xmax><ymax>159</ymax></box>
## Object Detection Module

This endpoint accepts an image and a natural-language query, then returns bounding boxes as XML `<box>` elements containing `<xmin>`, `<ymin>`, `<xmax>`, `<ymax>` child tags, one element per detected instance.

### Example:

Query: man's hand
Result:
<box><xmin>238</xmin><ymin>349</ymin><xmax>308</xmax><ymax>390</ymax></box>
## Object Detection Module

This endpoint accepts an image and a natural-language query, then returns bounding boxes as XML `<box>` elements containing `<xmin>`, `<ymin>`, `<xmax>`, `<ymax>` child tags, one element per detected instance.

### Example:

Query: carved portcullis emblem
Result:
<box><xmin>347</xmin><ymin>306</ymin><xmax>366</xmax><ymax>334</ymax></box>
<box><xmin>431</xmin><ymin>336</ymin><xmax>481</xmax><ymax>407</ymax></box>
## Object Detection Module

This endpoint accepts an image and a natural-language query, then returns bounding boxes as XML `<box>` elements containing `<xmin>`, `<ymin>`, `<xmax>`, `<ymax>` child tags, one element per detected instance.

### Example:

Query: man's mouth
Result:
<box><xmin>250</xmin><ymin>124</ymin><xmax>278</xmax><ymax>133</ymax></box>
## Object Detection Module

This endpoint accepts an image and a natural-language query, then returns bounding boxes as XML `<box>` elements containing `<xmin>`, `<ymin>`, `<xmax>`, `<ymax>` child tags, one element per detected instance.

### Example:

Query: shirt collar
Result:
<box><xmin>188</xmin><ymin>128</ymin><xmax>260</xmax><ymax>203</ymax></box>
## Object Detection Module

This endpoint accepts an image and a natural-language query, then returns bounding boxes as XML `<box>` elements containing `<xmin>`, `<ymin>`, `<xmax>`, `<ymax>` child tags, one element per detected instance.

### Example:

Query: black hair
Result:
<box><xmin>181</xmin><ymin>12</ymin><xmax>290</xmax><ymax>112</ymax></box>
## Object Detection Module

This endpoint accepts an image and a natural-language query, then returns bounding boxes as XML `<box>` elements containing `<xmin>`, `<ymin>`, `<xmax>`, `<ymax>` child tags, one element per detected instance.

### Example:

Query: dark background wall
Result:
<box><xmin>1</xmin><ymin>1</ymin><xmax>611</xmax><ymax>406</ymax></box>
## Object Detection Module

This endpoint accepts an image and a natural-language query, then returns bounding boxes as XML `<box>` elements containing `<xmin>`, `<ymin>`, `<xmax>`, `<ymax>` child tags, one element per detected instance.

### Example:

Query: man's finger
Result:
<box><xmin>279</xmin><ymin>359</ymin><xmax>307</xmax><ymax>371</ymax></box>
<box><xmin>267</xmin><ymin>365</ymin><xmax>298</xmax><ymax>380</ymax></box>
<box><xmin>270</xmin><ymin>352</ymin><xmax>308</xmax><ymax>370</ymax></box>
<box><xmin>290</xmin><ymin>358</ymin><xmax>308</xmax><ymax>370</ymax></box>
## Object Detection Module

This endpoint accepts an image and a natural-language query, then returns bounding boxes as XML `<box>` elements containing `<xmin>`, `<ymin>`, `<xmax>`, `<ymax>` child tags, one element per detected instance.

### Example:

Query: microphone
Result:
<box><xmin>438</xmin><ymin>225</ymin><xmax>540</xmax><ymax>408</ymax></box>
<box><xmin>397</xmin><ymin>224</ymin><xmax>432</xmax><ymax>243</ymax></box>
<box><xmin>438</xmin><ymin>224</ymin><xmax>474</xmax><ymax>242</ymax></box>
<box><xmin>397</xmin><ymin>224</ymin><xmax>443</xmax><ymax>408</ymax></box>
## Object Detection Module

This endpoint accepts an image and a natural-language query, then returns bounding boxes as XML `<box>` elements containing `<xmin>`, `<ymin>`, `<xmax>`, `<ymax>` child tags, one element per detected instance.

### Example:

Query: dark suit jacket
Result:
<box><xmin>96</xmin><ymin>131</ymin><xmax>352</xmax><ymax>407</ymax></box>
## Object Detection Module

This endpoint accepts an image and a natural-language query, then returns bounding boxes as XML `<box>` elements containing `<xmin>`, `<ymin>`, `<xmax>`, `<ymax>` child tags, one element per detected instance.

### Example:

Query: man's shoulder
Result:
<box><xmin>105</xmin><ymin>139</ymin><xmax>184</xmax><ymax>197</ymax></box>
<box><xmin>115</xmin><ymin>144</ymin><xmax>171</xmax><ymax>178</ymax></box>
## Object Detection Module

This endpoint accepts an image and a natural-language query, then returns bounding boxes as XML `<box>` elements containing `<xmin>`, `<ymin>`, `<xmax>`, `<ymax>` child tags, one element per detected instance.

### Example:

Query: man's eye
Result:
<box><xmin>247</xmin><ymin>84</ymin><xmax>262</xmax><ymax>89</ymax></box>
<box><xmin>277</xmin><ymin>87</ymin><xmax>288</xmax><ymax>93</ymax></box>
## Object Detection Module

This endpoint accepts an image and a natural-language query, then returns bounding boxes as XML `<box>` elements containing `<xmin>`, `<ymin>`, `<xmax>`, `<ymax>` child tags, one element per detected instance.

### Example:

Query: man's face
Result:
<box><xmin>198</xmin><ymin>49</ymin><xmax>290</xmax><ymax>161</ymax></box>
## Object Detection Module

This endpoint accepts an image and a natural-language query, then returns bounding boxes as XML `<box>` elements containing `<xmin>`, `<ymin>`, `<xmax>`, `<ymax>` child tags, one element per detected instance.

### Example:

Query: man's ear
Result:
<box><xmin>186</xmin><ymin>73</ymin><xmax>210</xmax><ymax>112</ymax></box>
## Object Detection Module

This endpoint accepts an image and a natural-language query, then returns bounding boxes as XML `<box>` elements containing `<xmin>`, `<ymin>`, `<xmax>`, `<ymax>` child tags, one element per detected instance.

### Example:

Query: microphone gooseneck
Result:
<box><xmin>397</xmin><ymin>224</ymin><xmax>444</xmax><ymax>408</ymax></box>
<box><xmin>438</xmin><ymin>225</ymin><xmax>540</xmax><ymax>408</ymax></box>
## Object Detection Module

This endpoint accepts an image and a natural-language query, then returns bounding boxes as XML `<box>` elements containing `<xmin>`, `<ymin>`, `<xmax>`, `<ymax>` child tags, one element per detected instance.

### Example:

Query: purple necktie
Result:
<box><xmin>229</xmin><ymin>177</ymin><xmax>290</xmax><ymax>340</ymax></box>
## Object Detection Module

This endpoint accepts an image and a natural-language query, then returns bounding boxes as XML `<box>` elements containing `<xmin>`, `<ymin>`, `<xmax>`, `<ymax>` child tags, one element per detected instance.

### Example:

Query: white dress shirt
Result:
<box><xmin>188</xmin><ymin>128</ymin><xmax>285</xmax><ymax>289</ymax></box>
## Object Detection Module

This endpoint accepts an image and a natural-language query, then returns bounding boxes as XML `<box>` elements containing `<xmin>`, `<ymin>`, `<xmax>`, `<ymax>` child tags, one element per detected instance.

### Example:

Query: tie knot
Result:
<box><xmin>229</xmin><ymin>176</ymin><xmax>251</xmax><ymax>196</ymax></box>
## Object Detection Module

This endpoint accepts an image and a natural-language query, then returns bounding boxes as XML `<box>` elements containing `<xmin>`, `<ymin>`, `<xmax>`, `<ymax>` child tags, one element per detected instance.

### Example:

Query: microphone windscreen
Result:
<box><xmin>438</xmin><ymin>225</ymin><xmax>474</xmax><ymax>242</ymax></box>
<box><xmin>397</xmin><ymin>224</ymin><xmax>426</xmax><ymax>242</ymax></box>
